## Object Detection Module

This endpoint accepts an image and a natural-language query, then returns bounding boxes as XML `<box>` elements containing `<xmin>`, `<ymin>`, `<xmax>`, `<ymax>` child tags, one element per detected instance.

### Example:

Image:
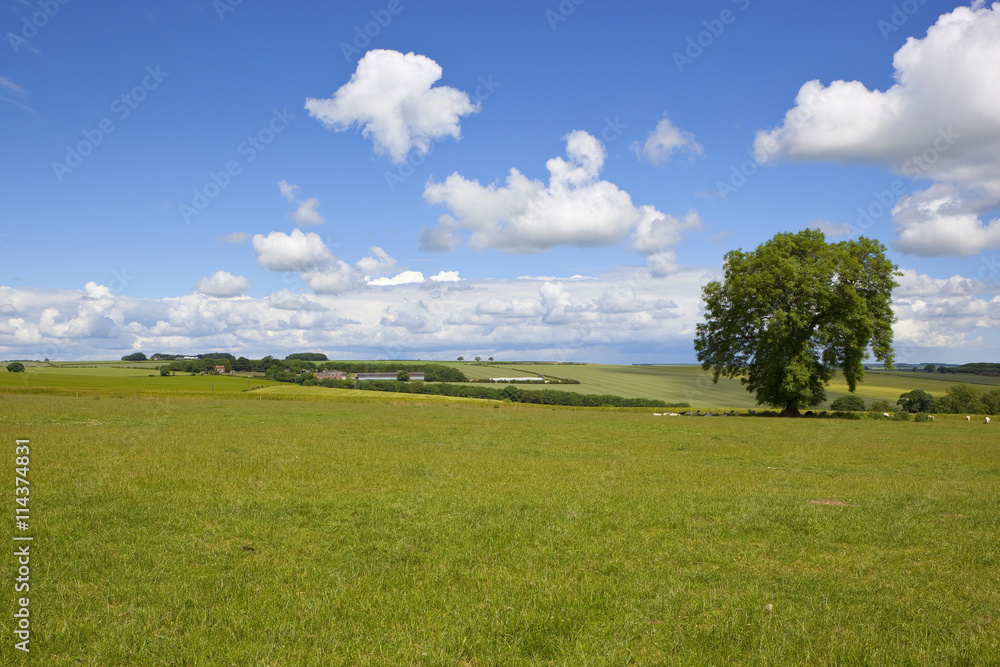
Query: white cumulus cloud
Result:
<box><xmin>277</xmin><ymin>180</ymin><xmax>325</xmax><ymax>226</ymax></box>
<box><xmin>422</xmin><ymin>130</ymin><xmax>698</xmax><ymax>268</ymax></box>
<box><xmin>252</xmin><ymin>229</ymin><xmax>333</xmax><ymax>272</ymax></box>
<box><xmin>223</xmin><ymin>232</ymin><xmax>249</xmax><ymax>244</ymax></box>
<box><xmin>305</xmin><ymin>49</ymin><xmax>480</xmax><ymax>164</ymax></box>
<box><xmin>369</xmin><ymin>271</ymin><xmax>426</xmax><ymax>286</ymax></box>
<box><xmin>632</xmin><ymin>115</ymin><xmax>703</xmax><ymax>165</ymax></box>
<box><xmin>194</xmin><ymin>271</ymin><xmax>252</xmax><ymax>298</ymax></box>
<box><xmin>754</xmin><ymin>2</ymin><xmax>1000</xmax><ymax>257</ymax></box>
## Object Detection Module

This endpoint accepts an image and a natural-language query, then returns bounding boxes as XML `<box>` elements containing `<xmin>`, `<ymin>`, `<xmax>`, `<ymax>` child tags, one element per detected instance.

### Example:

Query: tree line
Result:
<box><xmin>159</xmin><ymin>357</ymin><xmax>468</xmax><ymax>382</ymax></box>
<box><xmin>831</xmin><ymin>386</ymin><xmax>1000</xmax><ymax>415</ymax></box>
<box><xmin>335</xmin><ymin>379</ymin><xmax>682</xmax><ymax>408</ymax></box>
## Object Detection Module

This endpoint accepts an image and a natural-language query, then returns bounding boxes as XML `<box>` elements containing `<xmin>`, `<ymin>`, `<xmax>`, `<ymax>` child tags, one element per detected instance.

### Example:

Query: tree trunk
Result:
<box><xmin>781</xmin><ymin>404</ymin><xmax>801</xmax><ymax>417</ymax></box>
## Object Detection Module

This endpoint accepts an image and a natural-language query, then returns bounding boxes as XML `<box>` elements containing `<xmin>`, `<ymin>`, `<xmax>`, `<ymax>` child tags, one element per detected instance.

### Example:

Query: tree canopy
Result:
<box><xmin>897</xmin><ymin>389</ymin><xmax>935</xmax><ymax>413</ymax></box>
<box><xmin>6</xmin><ymin>362</ymin><xmax>25</xmax><ymax>373</ymax></box>
<box><xmin>694</xmin><ymin>229</ymin><xmax>899</xmax><ymax>415</ymax></box>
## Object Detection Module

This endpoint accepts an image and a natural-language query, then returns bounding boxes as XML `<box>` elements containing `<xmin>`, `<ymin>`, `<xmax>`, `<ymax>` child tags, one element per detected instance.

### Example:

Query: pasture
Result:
<box><xmin>447</xmin><ymin>362</ymin><xmax>994</xmax><ymax>409</ymax></box>
<box><xmin>1</xmin><ymin>369</ymin><xmax>998</xmax><ymax>664</ymax></box>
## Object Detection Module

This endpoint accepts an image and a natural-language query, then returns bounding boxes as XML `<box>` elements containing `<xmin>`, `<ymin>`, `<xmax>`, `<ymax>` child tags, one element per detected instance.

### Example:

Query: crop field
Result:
<box><xmin>1</xmin><ymin>364</ymin><xmax>998</xmax><ymax>664</ymax></box>
<box><xmin>448</xmin><ymin>363</ymin><xmax>992</xmax><ymax>409</ymax></box>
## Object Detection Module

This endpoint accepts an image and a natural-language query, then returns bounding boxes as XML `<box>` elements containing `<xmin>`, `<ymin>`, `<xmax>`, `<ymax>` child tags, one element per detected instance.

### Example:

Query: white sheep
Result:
<box><xmin>883</xmin><ymin>412</ymin><xmax>890</xmax><ymax>418</ymax></box>
<box><xmin>967</xmin><ymin>416</ymin><xmax>971</xmax><ymax>421</ymax></box>
<box><xmin>987</xmin><ymin>417</ymin><xmax>991</xmax><ymax>425</ymax></box>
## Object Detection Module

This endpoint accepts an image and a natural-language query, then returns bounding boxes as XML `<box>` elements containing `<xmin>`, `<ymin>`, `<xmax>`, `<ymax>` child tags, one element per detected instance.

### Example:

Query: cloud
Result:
<box><xmin>893</xmin><ymin>268</ymin><xmax>997</xmax><ymax>298</ymax></box>
<box><xmin>753</xmin><ymin>2</ymin><xmax>1000</xmax><ymax>257</ymax></box>
<box><xmin>369</xmin><ymin>271</ymin><xmax>426</xmax><ymax>286</ymax></box>
<box><xmin>2</xmin><ymin>267</ymin><xmax>998</xmax><ymax>363</ymax></box>
<box><xmin>305</xmin><ymin>49</ymin><xmax>480</xmax><ymax>164</ymax></box>
<box><xmin>807</xmin><ymin>220</ymin><xmax>853</xmax><ymax>238</ymax></box>
<box><xmin>0</xmin><ymin>76</ymin><xmax>25</xmax><ymax>95</ymax></box>
<box><xmin>194</xmin><ymin>271</ymin><xmax>252</xmax><ymax>298</ymax></box>
<box><xmin>268</xmin><ymin>289</ymin><xmax>325</xmax><ymax>311</ymax></box>
<box><xmin>252</xmin><ymin>229</ymin><xmax>333</xmax><ymax>272</ymax></box>
<box><xmin>429</xmin><ymin>270</ymin><xmax>460</xmax><ymax>282</ymax></box>
<box><xmin>223</xmin><ymin>232</ymin><xmax>250</xmax><ymax>244</ymax></box>
<box><xmin>0</xmin><ymin>75</ymin><xmax>33</xmax><ymax>113</ymax></box>
<box><xmin>631</xmin><ymin>115</ymin><xmax>703</xmax><ymax>165</ymax></box>
<box><xmin>277</xmin><ymin>180</ymin><xmax>325</xmax><ymax>226</ymax></box>
<box><xmin>422</xmin><ymin>131</ymin><xmax>698</xmax><ymax>268</ymax></box>
<box><xmin>277</xmin><ymin>180</ymin><xmax>298</xmax><ymax>202</ymax></box>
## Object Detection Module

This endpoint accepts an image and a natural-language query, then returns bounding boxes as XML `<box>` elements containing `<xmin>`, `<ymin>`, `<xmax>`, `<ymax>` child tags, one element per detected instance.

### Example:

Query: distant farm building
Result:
<box><xmin>357</xmin><ymin>372</ymin><xmax>426</xmax><ymax>381</ymax></box>
<box><xmin>214</xmin><ymin>365</ymin><xmax>227</xmax><ymax>373</ymax></box>
<box><xmin>316</xmin><ymin>371</ymin><xmax>347</xmax><ymax>380</ymax></box>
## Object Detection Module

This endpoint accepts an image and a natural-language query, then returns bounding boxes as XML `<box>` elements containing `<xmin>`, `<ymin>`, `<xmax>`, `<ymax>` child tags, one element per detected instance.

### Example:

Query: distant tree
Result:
<box><xmin>475</xmin><ymin>356</ymin><xmax>482</xmax><ymax>362</ymax></box>
<box><xmin>935</xmin><ymin>385</ymin><xmax>986</xmax><ymax>414</ymax></box>
<box><xmin>983</xmin><ymin>389</ymin><xmax>1000</xmax><ymax>415</ymax></box>
<box><xmin>938</xmin><ymin>365</ymin><xmax>948</xmax><ymax>373</ymax></box>
<box><xmin>6</xmin><ymin>362</ymin><xmax>25</xmax><ymax>373</ymax></box>
<box><xmin>457</xmin><ymin>356</ymin><xmax>464</xmax><ymax>362</ymax></box>
<box><xmin>488</xmin><ymin>356</ymin><xmax>494</xmax><ymax>362</ymax></box>
<box><xmin>224</xmin><ymin>360</ymin><xmax>233</xmax><ymax>373</ymax></box>
<box><xmin>924</xmin><ymin>364</ymin><xmax>936</xmax><ymax>373</ymax></box>
<box><xmin>286</xmin><ymin>353</ymin><xmax>328</xmax><ymax>362</ymax></box>
<box><xmin>397</xmin><ymin>370</ymin><xmax>410</xmax><ymax>382</ymax></box>
<box><xmin>502</xmin><ymin>385</ymin><xmax>523</xmax><ymax>403</ymax></box>
<box><xmin>870</xmin><ymin>399</ymin><xmax>894</xmax><ymax>413</ymax></box>
<box><xmin>897</xmin><ymin>389</ymin><xmax>935</xmax><ymax>413</ymax></box>
<box><xmin>121</xmin><ymin>352</ymin><xmax>147</xmax><ymax>362</ymax></box>
<box><xmin>830</xmin><ymin>395</ymin><xmax>866</xmax><ymax>412</ymax></box>
<box><xmin>695</xmin><ymin>230</ymin><xmax>898</xmax><ymax>416</ymax></box>
<box><xmin>159</xmin><ymin>368</ymin><xmax>171</xmax><ymax>377</ymax></box>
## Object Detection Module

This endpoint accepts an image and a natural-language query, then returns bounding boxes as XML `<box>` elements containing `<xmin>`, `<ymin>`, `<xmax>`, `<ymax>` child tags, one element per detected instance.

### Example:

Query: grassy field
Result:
<box><xmin>3</xmin><ymin>362</ymin><xmax>994</xmax><ymax>412</ymax></box>
<box><xmin>1</xmin><ymin>372</ymin><xmax>998</xmax><ymax>664</ymax></box>
<box><xmin>446</xmin><ymin>362</ymin><xmax>993</xmax><ymax>409</ymax></box>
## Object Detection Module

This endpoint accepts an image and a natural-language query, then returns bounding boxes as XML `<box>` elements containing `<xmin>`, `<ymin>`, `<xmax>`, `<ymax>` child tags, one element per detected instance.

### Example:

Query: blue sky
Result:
<box><xmin>2</xmin><ymin>0</ymin><xmax>999</xmax><ymax>363</ymax></box>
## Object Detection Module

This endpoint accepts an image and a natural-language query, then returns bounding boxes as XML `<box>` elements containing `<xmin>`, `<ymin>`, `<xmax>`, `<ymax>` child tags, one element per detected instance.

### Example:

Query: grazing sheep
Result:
<box><xmin>967</xmin><ymin>416</ymin><xmax>971</xmax><ymax>421</ymax></box>
<box><xmin>987</xmin><ymin>417</ymin><xmax>991</xmax><ymax>425</ymax></box>
<box><xmin>929</xmin><ymin>415</ymin><xmax>935</xmax><ymax>421</ymax></box>
<box><xmin>883</xmin><ymin>412</ymin><xmax>890</xmax><ymax>418</ymax></box>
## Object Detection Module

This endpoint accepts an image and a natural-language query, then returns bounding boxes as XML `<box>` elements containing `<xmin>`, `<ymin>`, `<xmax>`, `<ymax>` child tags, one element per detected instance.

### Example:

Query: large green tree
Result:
<box><xmin>694</xmin><ymin>230</ymin><xmax>899</xmax><ymax>415</ymax></box>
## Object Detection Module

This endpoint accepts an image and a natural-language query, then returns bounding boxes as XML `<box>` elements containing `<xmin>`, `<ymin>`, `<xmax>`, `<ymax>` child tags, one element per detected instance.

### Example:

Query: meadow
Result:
<box><xmin>1</xmin><ymin>363</ymin><xmax>998</xmax><ymax>664</ymax></box>
<box><xmin>444</xmin><ymin>362</ymin><xmax>993</xmax><ymax>409</ymax></box>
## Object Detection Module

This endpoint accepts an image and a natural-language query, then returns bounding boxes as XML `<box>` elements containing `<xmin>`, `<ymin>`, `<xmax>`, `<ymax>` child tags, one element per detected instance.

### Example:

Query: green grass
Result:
<box><xmin>0</xmin><ymin>365</ymin><xmax>275</xmax><ymax>397</ymax></box>
<box><xmin>447</xmin><ymin>363</ymin><xmax>993</xmax><ymax>410</ymax></box>
<box><xmin>5</xmin><ymin>362</ymin><xmax>996</xmax><ymax>412</ymax></box>
<box><xmin>1</xmin><ymin>387</ymin><xmax>998</xmax><ymax>664</ymax></box>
